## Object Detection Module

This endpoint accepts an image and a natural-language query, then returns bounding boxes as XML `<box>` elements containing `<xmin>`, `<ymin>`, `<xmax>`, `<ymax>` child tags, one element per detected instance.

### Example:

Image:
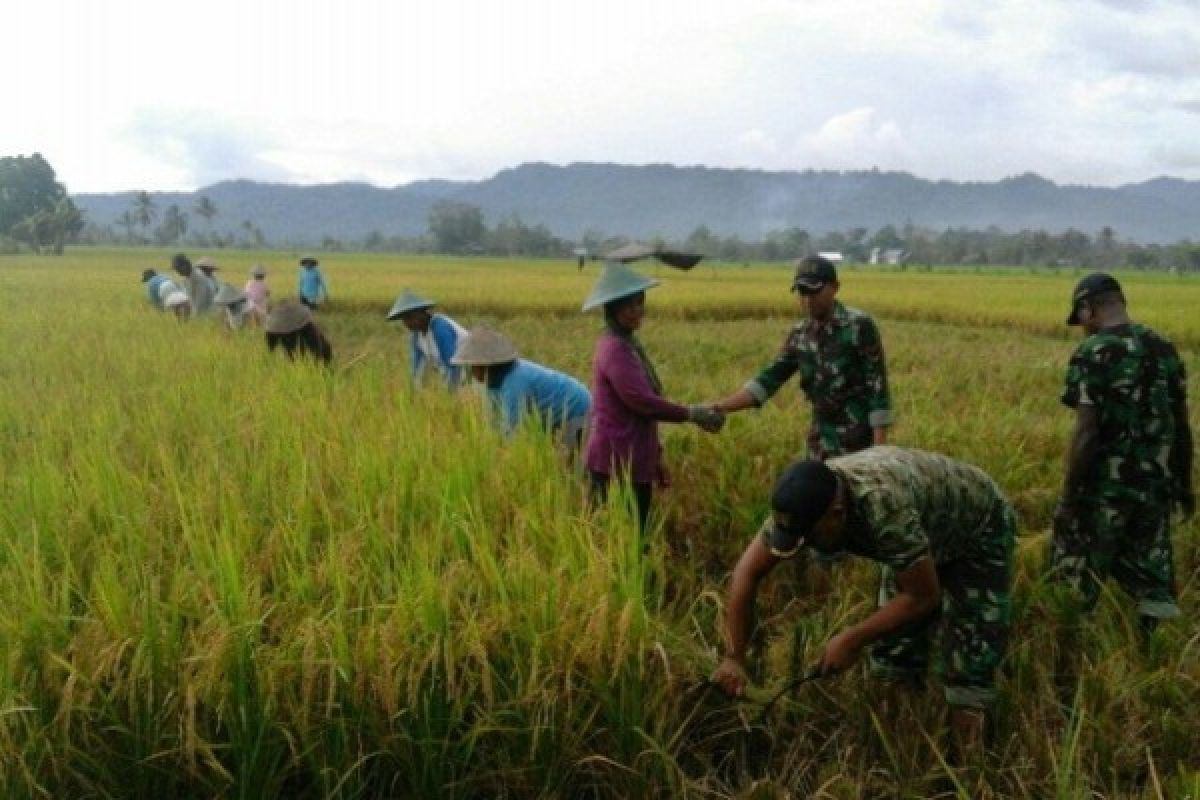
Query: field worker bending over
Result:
<box><xmin>195</xmin><ymin>257</ymin><xmax>223</xmax><ymax>296</ymax></box>
<box><xmin>1053</xmin><ymin>273</ymin><xmax>1193</xmax><ymax>636</ymax></box>
<box><xmin>714</xmin><ymin>447</ymin><xmax>1015</xmax><ymax>756</ymax></box>
<box><xmin>709</xmin><ymin>255</ymin><xmax>892</xmax><ymax>460</ymax></box>
<box><xmin>452</xmin><ymin>325</ymin><xmax>592</xmax><ymax>456</ymax></box>
<box><xmin>265</xmin><ymin>302</ymin><xmax>333</xmax><ymax>365</ymax></box>
<box><xmin>582</xmin><ymin>260</ymin><xmax>725</xmax><ymax>533</ymax></box>
<box><xmin>244</xmin><ymin>265</ymin><xmax>270</xmax><ymax>322</ymax></box>
<box><xmin>387</xmin><ymin>289</ymin><xmax>467</xmax><ymax>390</ymax></box>
<box><xmin>171</xmin><ymin>253</ymin><xmax>215</xmax><ymax>317</ymax></box>
<box><xmin>142</xmin><ymin>269</ymin><xmax>179</xmax><ymax>310</ymax></box>
<box><xmin>297</xmin><ymin>255</ymin><xmax>329</xmax><ymax>309</ymax></box>
<box><xmin>213</xmin><ymin>284</ymin><xmax>255</xmax><ymax>331</ymax></box>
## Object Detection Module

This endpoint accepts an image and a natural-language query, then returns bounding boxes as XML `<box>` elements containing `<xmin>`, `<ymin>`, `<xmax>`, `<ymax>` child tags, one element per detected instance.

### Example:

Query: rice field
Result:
<box><xmin>0</xmin><ymin>249</ymin><xmax>1197</xmax><ymax>798</ymax></box>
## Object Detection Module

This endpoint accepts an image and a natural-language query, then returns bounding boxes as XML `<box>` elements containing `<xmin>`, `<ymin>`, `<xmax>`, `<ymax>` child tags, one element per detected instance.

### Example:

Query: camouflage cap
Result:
<box><xmin>761</xmin><ymin>460</ymin><xmax>838</xmax><ymax>557</ymax></box>
<box><xmin>791</xmin><ymin>256</ymin><xmax>837</xmax><ymax>293</ymax></box>
<box><xmin>1066</xmin><ymin>272</ymin><xmax>1123</xmax><ymax>325</ymax></box>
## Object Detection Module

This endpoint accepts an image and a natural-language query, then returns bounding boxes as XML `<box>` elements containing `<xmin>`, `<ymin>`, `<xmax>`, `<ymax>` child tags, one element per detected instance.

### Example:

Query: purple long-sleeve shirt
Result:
<box><xmin>584</xmin><ymin>330</ymin><xmax>689</xmax><ymax>484</ymax></box>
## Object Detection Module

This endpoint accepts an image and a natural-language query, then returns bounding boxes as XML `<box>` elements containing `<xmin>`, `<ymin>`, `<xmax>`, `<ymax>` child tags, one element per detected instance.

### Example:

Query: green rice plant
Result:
<box><xmin>0</xmin><ymin>249</ymin><xmax>1195</xmax><ymax>798</ymax></box>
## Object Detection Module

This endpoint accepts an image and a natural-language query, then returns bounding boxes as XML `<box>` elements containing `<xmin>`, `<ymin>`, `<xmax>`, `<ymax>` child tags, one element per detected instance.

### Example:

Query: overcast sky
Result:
<box><xmin>6</xmin><ymin>0</ymin><xmax>1200</xmax><ymax>193</ymax></box>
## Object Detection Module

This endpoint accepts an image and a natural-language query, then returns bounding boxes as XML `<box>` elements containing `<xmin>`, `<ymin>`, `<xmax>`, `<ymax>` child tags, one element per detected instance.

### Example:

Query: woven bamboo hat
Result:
<box><xmin>582</xmin><ymin>262</ymin><xmax>659</xmax><ymax>312</ymax></box>
<box><xmin>451</xmin><ymin>326</ymin><xmax>519</xmax><ymax>366</ymax></box>
<box><xmin>250</xmin><ymin>264</ymin><xmax>266</xmax><ymax>278</ymax></box>
<box><xmin>195</xmin><ymin>257</ymin><xmax>219</xmax><ymax>270</ymax></box>
<box><xmin>387</xmin><ymin>289</ymin><xmax>436</xmax><ymax>320</ymax></box>
<box><xmin>213</xmin><ymin>283</ymin><xmax>246</xmax><ymax>306</ymax></box>
<box><xmin>266</xmin><ymin>303</ymin><xmax>313</xmax><ymax>334</ymax></box>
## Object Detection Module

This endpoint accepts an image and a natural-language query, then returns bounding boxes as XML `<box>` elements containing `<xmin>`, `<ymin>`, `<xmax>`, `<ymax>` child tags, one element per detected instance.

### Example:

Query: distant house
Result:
<box><xmin>869</xmin><ymin>248</ymin><xmax>908</xmax><ymax>265</ymax></box>
<box><xmin>818</xmin><ymin>251</ymin><xmax>845</xmax><ymax>264</ymax></box>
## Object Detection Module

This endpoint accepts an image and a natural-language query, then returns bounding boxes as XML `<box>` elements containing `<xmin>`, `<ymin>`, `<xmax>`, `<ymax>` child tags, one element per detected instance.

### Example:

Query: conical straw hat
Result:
<box><xmin>266</xmin><ymin>302</ymin><xmax>313</xmax><ymax>334</ymax></box>
<box><xmin>387</xmin><ymin>289</ymin><xmax>436</xmax><ymax>320</ymax></box>
<box><xmin>581</xmin><ymin>262</ymin><xmax>659</xmax><ymax>312</ymax></box>
<box><xmin>213</xmin><ymin>283</ymin><xmax>246</xmax><ymax>306</ymax></box>
<box><xmin>451</xmin><ymin>325</ymin><xmax>519</xmax><ymax>366</ymax></box>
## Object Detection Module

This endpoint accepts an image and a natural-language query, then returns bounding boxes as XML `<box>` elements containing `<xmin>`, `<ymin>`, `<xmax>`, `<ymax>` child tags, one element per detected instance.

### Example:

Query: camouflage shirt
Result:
<box><xmin>745</xmin><ymin>301</ymin><xmax>892</xmax><ymax>456</ymax></box>
<box><xmin>829</xmin><ymin>447</ymin><xmax>1009</xmax><ymax>572</ymax></box>
<box><xmin>1061</xmin><ymin>323</ymin><xmax>1186</xmax><ymax>503</ymax></box>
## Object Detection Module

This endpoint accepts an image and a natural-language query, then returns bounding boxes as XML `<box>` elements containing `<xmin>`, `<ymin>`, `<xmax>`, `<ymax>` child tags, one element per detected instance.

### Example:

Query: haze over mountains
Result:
<box><xmin>73</xmin><ymin>162</ymin><xmax>1200</xmax><ymax>246</ymax></box>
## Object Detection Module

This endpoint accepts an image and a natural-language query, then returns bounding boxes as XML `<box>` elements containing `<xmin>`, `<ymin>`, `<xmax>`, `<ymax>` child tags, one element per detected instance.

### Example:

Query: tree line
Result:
<box><xmin>4</xmin><ymin>154</ymin><xmax>1200</xmax><ymax>271</ymax></box>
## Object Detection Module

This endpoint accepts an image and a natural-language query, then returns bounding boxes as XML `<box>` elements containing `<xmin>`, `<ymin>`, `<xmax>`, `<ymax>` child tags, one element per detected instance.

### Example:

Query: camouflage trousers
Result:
<box><xmin>1049</xmin><ymin>493</ymin><xmax>1180</xmax><ymax>619</ymax></box>
<box><xmin>868</xmin><ymin>500</ymin><xmax>1015</xmax><ymax>709</ymax></box>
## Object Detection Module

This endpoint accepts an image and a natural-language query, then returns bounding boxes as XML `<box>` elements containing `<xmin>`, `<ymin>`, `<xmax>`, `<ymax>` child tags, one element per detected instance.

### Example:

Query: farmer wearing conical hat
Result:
<box><xmin>709</xmin><ymin>255</ymin><xmax>893</xmax><ymax>460</ymax></box>
<box><xmin>582</xmin><ymin>257</ymin><xmax>724</xmax><ymax>534</ymax></box>
<box><xmin>453</xmin><ymin>325</ymin><xmax>592</xmax><ymax>455</ymax></box>
<box><xmin>265</xmin><ymin>302</ymin><xmax>332</xmax><ymax>365</ymax></box>
<box><xmin>387</xmin><ymin>289</ymin><xmax>468</xmax><ymax>389</ymax></box>
<box><xmin>243</xmin><ymin>264</ymin><xmax>270</xmax><ymax>323</ymax></box>
<box><xmin>195</xmin><ymin>256</ymin><xmax>222</xmax><ymax>296</ymax></box>
<box><xmin>715</xmin><ymin>447</ymin><xmax>1015</xmax><ymax>758</ymax></box>
<box><xmin>213</xmin><ymin>283</ymin><xmax>254</xmax><ymax>331</ymax></box>
<box><xmin>297</xmin><ymin>255</ymin><xmax>329</xmax><ymax>309</ymax></box>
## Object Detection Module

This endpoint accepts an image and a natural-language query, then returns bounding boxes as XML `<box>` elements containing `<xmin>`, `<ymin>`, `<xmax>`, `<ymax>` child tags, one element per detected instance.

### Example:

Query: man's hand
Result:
<box><xmin>687</xmin><ymin>404</ymin><xmax>726</xmax><ymax>433</ymax></box>
<box><xmin>711</xmin><ymin>657</ymin><xmax>749</xmax><ymax>697</ymax></box>
<box><xmin>817</xmin><ymin>629</ymin><xmax>865</xmax><ymax>676</ymax></box>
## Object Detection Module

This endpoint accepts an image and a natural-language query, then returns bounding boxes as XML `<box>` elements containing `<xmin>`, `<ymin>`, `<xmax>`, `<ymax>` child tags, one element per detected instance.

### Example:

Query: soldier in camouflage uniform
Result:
<box><xmin>713</xmin><ymin>447</ymin><xmax>1015</xmax><ymax>751</ymax></box>
<box><xmin>710</xmin><ymin>255</ymin><xmax>893</xmax><ymax>459</ymax></box>
<box><xmin>1053</xmin><ymin>273</ymin><xmax>1194</xmax><ymax>632</ymax></box>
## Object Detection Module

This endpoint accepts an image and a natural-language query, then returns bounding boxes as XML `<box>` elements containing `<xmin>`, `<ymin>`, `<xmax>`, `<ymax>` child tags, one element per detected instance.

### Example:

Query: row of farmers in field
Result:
<box><xmin>136</xmin><ymin>246</ymin><xmax>1193</xmax><ymax>759</ymax></box>
<box><xmin>141</xmin><ymin>252</ymin><xmax>330</xmax><ymax>324</ymax></box>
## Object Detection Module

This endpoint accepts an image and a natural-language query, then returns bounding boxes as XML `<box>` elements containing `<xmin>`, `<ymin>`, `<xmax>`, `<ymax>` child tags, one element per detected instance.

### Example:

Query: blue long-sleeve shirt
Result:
<box><xmin>410</xmin><ymin>313</ymin><xmax>466</xmax><ymax>389</ymax></box>
<box><xmin>145</xmin><ymin>275</ymin><xmax>169</xmax><ymax>308</ymax></box>
<box><xmin>298</xmin><ymin>266</ymin><xmax>329</xmax><ymax>305</ymax></box>
<box><xmin>488</xmin><ymin>359</ymin><xmax>592</xmax><ymax>436</ymax></box>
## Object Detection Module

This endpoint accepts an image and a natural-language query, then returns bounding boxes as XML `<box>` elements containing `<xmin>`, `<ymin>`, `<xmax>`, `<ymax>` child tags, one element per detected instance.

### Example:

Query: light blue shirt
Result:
<box><xmin>298</xmin><ymin>265</ymin><xmax>329</xmax><ymax>305</ymax></box>
<box><xmin>489</xmin><ymin>359</ymin><xmax>591</xmax><ymax>436</ymax></box>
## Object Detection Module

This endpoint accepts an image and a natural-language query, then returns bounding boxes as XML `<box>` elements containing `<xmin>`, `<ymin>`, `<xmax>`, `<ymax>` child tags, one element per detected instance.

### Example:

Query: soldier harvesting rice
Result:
<box><xmin>1052</xmin><ymin>273</ymin><xmax>1193</xmax><ymax>635</ymax></box>
<box><xmin>713</xmin><ymin>447</ymin><xmax>1015</xmax><ymax>756</ymax></box>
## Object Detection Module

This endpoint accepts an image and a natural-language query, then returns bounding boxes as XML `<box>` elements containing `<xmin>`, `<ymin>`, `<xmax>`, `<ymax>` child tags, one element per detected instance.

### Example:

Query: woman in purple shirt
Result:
<box><xmin>581</xmin><ymin>261</ymin><xmax>723</xmax><ymax>533</ymax></box>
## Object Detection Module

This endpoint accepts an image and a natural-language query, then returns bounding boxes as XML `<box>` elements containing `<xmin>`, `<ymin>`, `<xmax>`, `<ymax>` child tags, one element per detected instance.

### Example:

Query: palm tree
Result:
<box><xmin>193</xmin><ymin>195</ymin><xmax>217</xmax><ymax>242</ymax></box>
<box><xmin>129</xmin><ymin>191</ymin><xmax>157</xmax><ymax>243</ymax></box>
<box><xmin>115</xmin><ymin>210</ymin><xmax>137</xmax><ymax>243</ymax></box>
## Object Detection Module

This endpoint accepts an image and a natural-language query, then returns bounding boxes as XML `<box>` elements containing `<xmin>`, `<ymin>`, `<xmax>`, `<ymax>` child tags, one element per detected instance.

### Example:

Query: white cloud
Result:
<box><xmin>4</xmin><ymin>0</ymin><xmax>1200</xmax><ymax>191</ymax></box>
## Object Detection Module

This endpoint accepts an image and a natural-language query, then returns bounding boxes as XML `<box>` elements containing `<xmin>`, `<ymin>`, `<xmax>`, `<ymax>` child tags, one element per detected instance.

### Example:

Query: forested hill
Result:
<box><xmin>73</xmin><ymin>163</ymin><xmax>1200</xmax><ymax>245</ymax></box>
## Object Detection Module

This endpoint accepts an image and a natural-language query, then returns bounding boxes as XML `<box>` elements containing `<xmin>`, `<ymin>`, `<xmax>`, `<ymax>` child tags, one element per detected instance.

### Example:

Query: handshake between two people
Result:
<box><xmin>686</xmin><ymin>403</ymin><xmax>727</xmax><ymax>433</ymax></box>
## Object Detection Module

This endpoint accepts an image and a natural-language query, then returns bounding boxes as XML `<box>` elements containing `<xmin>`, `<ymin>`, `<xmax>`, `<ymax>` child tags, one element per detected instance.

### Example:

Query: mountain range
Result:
<box><xmin>72</xmin><ymin>162</ymin><xmax>1200</xmax><ymax>245</ymax></box>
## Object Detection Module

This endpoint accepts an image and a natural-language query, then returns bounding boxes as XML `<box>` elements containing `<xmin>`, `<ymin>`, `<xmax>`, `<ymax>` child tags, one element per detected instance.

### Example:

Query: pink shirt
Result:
<box><xmin>244</xmin><ymin>279</ymin><xmax>270</xmax><ymax>311</ymax></box>
<box><xmin>584</xmin><ymin>331</ymin><xmax>689</xmax><ymax>484</ymax></box>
